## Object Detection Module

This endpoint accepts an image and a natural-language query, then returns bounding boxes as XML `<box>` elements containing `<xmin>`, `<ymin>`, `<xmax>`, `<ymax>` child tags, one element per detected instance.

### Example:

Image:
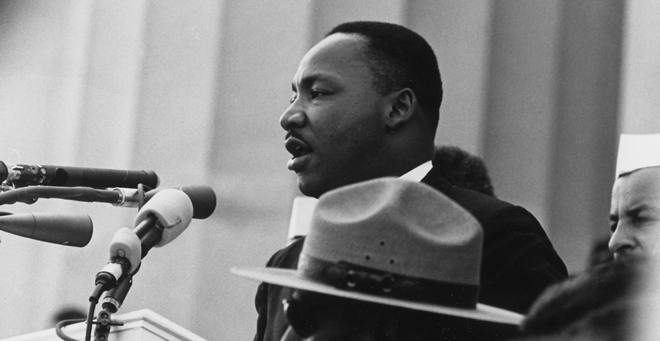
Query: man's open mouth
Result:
<box><xmin>284</xmin><ymin>134</ymin><xmax>314</xmax><ymax>171</ymax></box>
<box><xmin>284</xmin><ymin>136</ymin><xmax>313</xmax><ymax>158</ymax></box>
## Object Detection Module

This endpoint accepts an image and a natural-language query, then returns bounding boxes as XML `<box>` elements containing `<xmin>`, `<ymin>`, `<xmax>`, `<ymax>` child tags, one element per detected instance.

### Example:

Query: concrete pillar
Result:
<box><xmin>619</xmin><ymin>0</ymin><xmax>660</xmax><ymax>133</ymax></box>
<box><xmin>482</xmin><ymin>0</ymin><xmax>562</xmax><ymax>230</ymax></box>
<box><xmin>483</xmin><ymin>0</ymin><xmax>623</xmax><ymax>273</ymax></box>
<box><xmin>407</xmin><ymin>0</ymin><xmax>493</xmax><ymax>155</ymax></box>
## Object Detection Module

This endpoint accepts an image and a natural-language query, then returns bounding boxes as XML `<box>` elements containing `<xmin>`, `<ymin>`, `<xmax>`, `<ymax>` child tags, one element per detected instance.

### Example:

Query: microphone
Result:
<box><xmin>0</xmin><ymin>161</ymin><xmax>159</xmax><ymax>189</ymax></box>
<box><xmin>102</xmin><ymin>275</ymin><xmax>133</xmax><ymax>313</ymax></box>
<box><xmin>98</xmin><ymin>189</ymin><xmax>193</xmax><ymax>312</ymax></box>
<box><xmin>116</xmin><ymin>185</ymin><xmax>216</xmax><ymax>219</ymax></box>
<box><xmin>95</xmin><ymin>227</ymin><xmax>142</xmax><ymax>292</ymax></box>
<box><xmin>0</xmin><ymin>212</ymin><xmax>93</xmax><ymax>247</ymax></box>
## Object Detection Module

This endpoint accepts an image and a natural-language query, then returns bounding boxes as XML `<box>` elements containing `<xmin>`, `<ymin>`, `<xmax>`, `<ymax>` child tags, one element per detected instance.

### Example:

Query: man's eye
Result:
<box><xmin>289</xmin><ymin>94</ymin><xmax>297</xmax><ymax>104</ymax></box>
<box><xmin>609</xmin><ymin>221</ymin><xmax>617</xmax><ymax>233</ymax></box>
<box><xmin>310</xmin><ymin>90</ymin><xmax>324</xmax><ymax>99</ymax></box>
<box><xmin>608</xmin><ymin>214</ymin><xmax>618</xmax><ymax>232</ymax></box>
<box><xmin>632</xmin><ymin>215</ymin><xmax>649</xmax><ymax>226</ymax></box>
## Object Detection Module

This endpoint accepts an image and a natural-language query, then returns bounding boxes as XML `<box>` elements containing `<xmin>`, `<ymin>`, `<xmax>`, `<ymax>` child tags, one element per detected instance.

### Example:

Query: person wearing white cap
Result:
<box><xmin>609</xmin><ymin>133</ymin><xmax>660</xmax><ymax>261</ymax></box>
<box><xmin>234</xmin><ymin>178</ymin><xmax>524</xmax><ymax>340</ymax></box>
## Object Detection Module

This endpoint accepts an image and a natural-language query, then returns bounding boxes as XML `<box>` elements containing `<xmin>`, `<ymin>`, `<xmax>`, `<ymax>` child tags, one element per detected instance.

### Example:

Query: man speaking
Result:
<box><xmin>255</xmin><ymin>21</ymin><xmax>567</xmax><ymax>341</ymax></box>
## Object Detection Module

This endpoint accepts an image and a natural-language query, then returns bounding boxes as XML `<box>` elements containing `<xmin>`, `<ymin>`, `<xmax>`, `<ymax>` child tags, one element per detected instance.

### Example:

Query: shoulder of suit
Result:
<box><xmin>266</xmin><ymin>236</ymin><xmax>305</xmax><ymax>268</ymax></box>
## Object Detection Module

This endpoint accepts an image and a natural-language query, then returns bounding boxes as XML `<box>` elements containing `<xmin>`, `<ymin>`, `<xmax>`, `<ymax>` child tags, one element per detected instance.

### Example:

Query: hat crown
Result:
<box><xmin>302</xmin><ymin>178</ymin><xmax>483</xmax><ymax>286</ymax></box>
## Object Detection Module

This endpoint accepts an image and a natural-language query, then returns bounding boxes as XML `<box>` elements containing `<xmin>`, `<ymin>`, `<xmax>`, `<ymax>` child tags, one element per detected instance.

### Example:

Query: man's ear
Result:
<box><xmin>385</xmin><ymin>88</ymin><xmax>416</xmax><ymax>132</ymax></box>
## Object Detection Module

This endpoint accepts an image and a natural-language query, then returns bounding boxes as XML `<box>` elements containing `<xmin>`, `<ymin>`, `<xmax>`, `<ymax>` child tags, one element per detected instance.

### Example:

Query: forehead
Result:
<box><xmin>293</xmin><ymin>33</ymin><xmax>372</xmax><ymax>84</ymax></box>
<box><xmin>612</xmin><ymin>167</ymin><xmax>660</xmax><ymax>209</ymax></box>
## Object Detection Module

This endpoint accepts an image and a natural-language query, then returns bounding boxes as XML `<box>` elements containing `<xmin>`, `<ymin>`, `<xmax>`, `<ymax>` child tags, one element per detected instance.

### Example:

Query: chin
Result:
<box><xmin>297</xmin><ymin>177</ymin><xmax>323</xmax><ymax>199</ymax></box>
<box><xmin>297</xmin><ymin>171</ymin><xmax>348</xmax><ymax>198</ymax></box>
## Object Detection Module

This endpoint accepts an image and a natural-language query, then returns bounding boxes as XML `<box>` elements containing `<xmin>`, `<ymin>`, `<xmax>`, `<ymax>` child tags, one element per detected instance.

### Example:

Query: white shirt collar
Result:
<box><xmin>287</xmin><ymin>160</ymin><xmax>433</xmax><ymax>243</ymax></box>
<box><xmin>399</xmin><ymin>160</ymin><xmax>433</xmax><ymax>182</ymax></box>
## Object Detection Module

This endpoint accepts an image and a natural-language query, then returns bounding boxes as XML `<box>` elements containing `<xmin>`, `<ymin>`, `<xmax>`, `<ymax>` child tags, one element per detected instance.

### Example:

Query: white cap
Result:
<box><xmin>616</xmin><ymin>133</ymin><xmax>660</xmax><ymax>178</ymax></box>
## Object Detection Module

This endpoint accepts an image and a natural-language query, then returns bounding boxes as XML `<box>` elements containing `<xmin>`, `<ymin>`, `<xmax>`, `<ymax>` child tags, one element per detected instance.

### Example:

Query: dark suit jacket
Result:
<box><xmin>254</xmin><ymin>164</ymin><xmax>568</xmax><ymax>341</ymax></box>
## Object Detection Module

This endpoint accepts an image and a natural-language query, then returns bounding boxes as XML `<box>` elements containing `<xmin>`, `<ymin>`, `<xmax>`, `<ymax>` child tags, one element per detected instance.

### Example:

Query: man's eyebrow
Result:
<box><xmin>623</xmin><ymin>205</ymin><xmax>645</xmax><ymax>218</ymax></box>
<box><xmin>608</xmin><ymin>204</ymin><xmax>656</xmax><ymax>222</ymax></box>
<box><xmin>291</xmin><ymin>73</ymin><xmax>340</xmax><ymax>91</ymax></box>
<box><xmin>631</xmin><ymin>203</ymin><xmax>660</xmax><ymax>215</ymax></box>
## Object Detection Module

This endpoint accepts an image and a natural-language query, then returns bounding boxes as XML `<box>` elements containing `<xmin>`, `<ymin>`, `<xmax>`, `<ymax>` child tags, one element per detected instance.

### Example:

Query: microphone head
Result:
<box><xmin>134</xmin><ymin>189</ymin><xmax>193</xmax><ymax>247</ymax></box>
<box><xmin>0</xmin><ymin>161</ymin><xmax>8</xmax><ymax>181</ymax></box>
<box><xmin>0</xmin><ymin>213</ymin><xmax>93</xmax><ymax>247</ymax></box>
<box><xmin>109</xmin><ymin>227</ymin><xmax>142</xmax><ymax>274</ymax></box>
<box><xmin>145</xmin><ymin>185</ymin><xmax>216</xmax><ymax>219</ymax></box>
<box><xmin>177</xmin><ymin>185</ymin><xmax>216</xmax><ymax>219</ymax></box>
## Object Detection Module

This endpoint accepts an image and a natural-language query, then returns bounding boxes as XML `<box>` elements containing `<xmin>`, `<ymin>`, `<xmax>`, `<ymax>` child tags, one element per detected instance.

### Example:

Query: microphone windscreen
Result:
<box><xmin>0</xmin><ymin>213</ymin><xmax>93</xmax><ymax>247</ymax></box>
<box><xmin>134</xmin><ymin>189</ymin><xmax>193</xmax><ymax>247</ymax></box>
<box><xmin>109</xmin><ymin>227</ymin><xmax>142</xmax><ymax>274</ymax></box>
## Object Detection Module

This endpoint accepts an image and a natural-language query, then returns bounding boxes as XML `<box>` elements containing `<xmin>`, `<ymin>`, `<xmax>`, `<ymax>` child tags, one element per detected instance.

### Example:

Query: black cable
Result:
<box><xmin>85</xmin><ymin>299</ymin><xmax>97</xmax><ymax>341</ymax></box>
<box><xmin>85</xmin><ymin>283</ymin><xmax>104</xmax><ymax>341</ymax></box>
<box><xmin>55</xmin><ymin>318</ymin><xmax>85</xmax><ymax>341</ymax></box>
<box><xmin>0</xmin><ymin>186</ymin><xmax>120</xmax><ymax>206</ymax></box>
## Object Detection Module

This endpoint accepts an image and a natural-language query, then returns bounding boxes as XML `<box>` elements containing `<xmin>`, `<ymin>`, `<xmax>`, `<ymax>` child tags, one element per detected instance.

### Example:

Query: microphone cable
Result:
<box><xmin>54</xmin><ymin>318</ymin><xmax>85</xmax><ymax>341</ymax></box>
<box><xmin>0</xmin><ymin>186</ymin><xmax>124</xmax><ymax>206</ymax></box>
<box><xmin>53</xmin><ymin>290</ymin><xmax>99</xmax><ymax>341</ymax></box>
<box><xmin>0</xmin><ymin>184</ymin><xmax>215</xmax><ymax>220</ymax></box>
<box><xmin>82</xmin><ymin>283</ymin><xmax>105</xmax><ymax>341</ymax></box>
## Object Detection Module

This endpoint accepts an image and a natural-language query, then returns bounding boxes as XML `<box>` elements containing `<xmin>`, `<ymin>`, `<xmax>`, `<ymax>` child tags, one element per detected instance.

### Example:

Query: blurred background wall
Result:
<box><xmin>0</xmin><ymin>0</ymin><xmax>658</xmax><ymax>339</ymax></box>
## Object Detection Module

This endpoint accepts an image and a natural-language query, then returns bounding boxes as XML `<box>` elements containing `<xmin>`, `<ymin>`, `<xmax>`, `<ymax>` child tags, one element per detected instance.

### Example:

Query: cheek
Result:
<box><xmin>325</xmin><ymin>127</ymin><xmax>381</xmax><ymax>163</ymax></box>
<box><xmin>314</xmin><ymin>113</ymin><xmax>381</xmax><ymax>147</ymax></box>
<box><xmin>642</xmin><ymin>224</ymin><xmax>660</xmax><ymax>246</ymax></box>
<box><xmin>631</xmin><ymin>226</ymin><xmax>660</xmax><ymax>253</ymax></box>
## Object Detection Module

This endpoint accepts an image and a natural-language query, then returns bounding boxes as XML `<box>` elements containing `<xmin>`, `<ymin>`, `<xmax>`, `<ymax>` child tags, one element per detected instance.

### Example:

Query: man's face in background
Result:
<box><xmin>609</xmin><ymin>167</ymin><xmax>660</xmax><ymax>261</ymax></box>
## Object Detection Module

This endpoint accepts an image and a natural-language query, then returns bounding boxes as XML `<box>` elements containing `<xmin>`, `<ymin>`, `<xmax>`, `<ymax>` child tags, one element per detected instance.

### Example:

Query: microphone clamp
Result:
<box><xmin>95</xmin><ymin>257</ymin><xmax>130</xmax><ymax>290</ymax></box>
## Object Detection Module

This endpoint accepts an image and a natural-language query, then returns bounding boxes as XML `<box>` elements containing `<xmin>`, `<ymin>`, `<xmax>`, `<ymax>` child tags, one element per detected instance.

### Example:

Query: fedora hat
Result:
<box><xmin>231</xmin><ymin>178</ymin><xmax>523</xmax><ymax>325</ymax></box>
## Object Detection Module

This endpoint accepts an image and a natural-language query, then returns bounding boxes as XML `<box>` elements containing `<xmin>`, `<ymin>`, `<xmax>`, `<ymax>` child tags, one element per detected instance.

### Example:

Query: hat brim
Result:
<box><xmin>231</xmin><ymin>267</ymin><xmax>523</xmax><ymax>325</ymax></box>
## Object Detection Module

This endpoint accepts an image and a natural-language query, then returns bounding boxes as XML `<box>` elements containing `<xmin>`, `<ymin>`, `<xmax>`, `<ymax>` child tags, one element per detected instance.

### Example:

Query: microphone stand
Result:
<box><xmin>84</xmin><ymin>185</ymin><xmax>194</xmax><ymax>341</ymax></box>
<box><xmin>83</xmin><ymin>184</ymin><xmax>149</xmax><ymax>341</ymax></box>
<box><xmin>94</xmin><ymin>271</ymin><xmax>134</xmax><ymax>341</ymax></box>
<box><xmin>93</xmin><ymin>213</ymin><xmax>162</xmax><ymax>340</ymax></box>
<box><xmin>93</xmin><ymin>308</ymin><xmax>124</xmax><ymax>341</ymax></box>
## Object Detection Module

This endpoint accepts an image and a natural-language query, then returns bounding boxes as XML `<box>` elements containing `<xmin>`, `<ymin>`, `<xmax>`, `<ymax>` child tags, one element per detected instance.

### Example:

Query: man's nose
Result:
<box><xmin>279</xmin><ymin>103</ymin><xmax>307</xmax><ymax>131</ymax></box>
<box><xmin>609</xmin><ymin>224</ymin><xmax>635</xmax><ymax>258</ymax></box>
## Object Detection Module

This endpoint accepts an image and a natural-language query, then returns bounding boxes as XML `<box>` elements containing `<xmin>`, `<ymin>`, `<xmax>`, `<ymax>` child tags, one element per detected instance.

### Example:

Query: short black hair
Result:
<box><xmin>433</xmin><ymin>146</ymin><xmax>495</xmax><ymax>197</ymax></box>
<box><xmin>522</xmin><ymin>260</ymin><xmax>643</xmax><ymax>337</ymax></box>
<box><xmin>327</xmin><ymin>21</ymin><xmax>443</xmax><ymax>129</ymax></box>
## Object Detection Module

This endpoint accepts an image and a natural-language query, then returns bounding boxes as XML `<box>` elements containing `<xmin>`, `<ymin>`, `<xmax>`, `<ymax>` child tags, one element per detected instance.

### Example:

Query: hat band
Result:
<box><xmin>299</xmin><ymin>254</ymin><xmax>479</xmax><ymax>309</ymax></box>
